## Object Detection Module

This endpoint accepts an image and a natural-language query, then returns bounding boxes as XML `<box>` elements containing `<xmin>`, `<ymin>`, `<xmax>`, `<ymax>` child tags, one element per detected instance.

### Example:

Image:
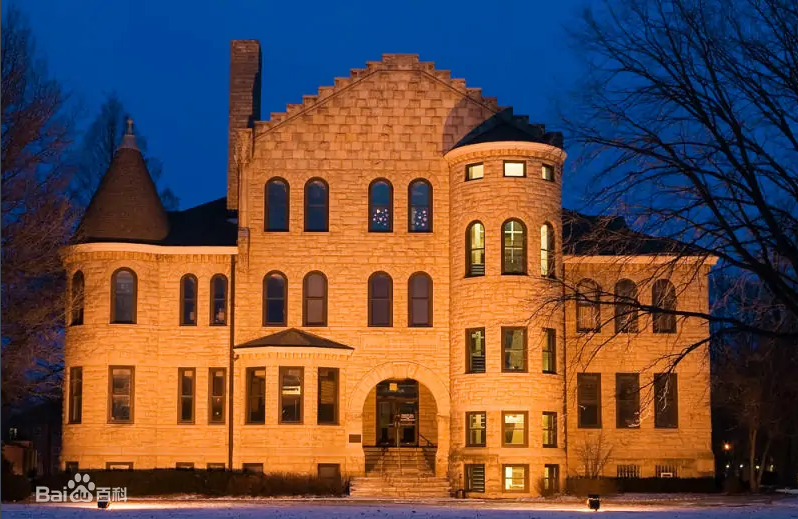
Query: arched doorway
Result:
<box><xmin>368</xmin><ymin>379</ymin><xmax>437</xmax><ymax>448</ymax></box>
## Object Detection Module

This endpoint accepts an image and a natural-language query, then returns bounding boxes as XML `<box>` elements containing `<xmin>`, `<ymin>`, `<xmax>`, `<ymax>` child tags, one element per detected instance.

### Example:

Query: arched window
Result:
<box><xmin>652</xmin><ymin>279</ymin><xmax>677</xmax><ymax>333</ymax></box>
<box><xmin>180</xmin><ymin>274</ymin><xmax>198</xmax><ymax>326</ymax></box>
<box><xmin>369</xmin><ymin>179</ymin><xmax>393</xmax><ymax>232</ymax></box>
<box><xmin>408</xmin><ymin>179</ymin><xmax>432</xmax><ymax>232</ymax></box>
<box><xmin>368</xmin><ymin>272</ymin><xmax>393</xmax><ymax>326</ymax></box>
<box><xmin>71</xmin><ymin>271</ymin><xmax>85</xmax><ymax>326</ymax></box>
<box><xmin>305</xmin><ymin>178</ymin><xmax>329</xmax><ymax>232</ymax></box>
<box><xmin>614</xmin><ymin>279</ymin><xmax>638</xmax><ymax>333</ymax></box>
<box><xmin>265</xmin><ymin>178</ymin><xmax>289</xmax><ymax>231</ymax></box>
<box><xmin>303</xmin><ymin>272</ymin><xmax>328</xmax><ymax>326</ymax></box>
<box><xmin>111</xmin><ymin>268</ymin><xmax>137</xmax><ymax>324</ymax></box>
<box><xmin>210</xmin><ymin>275</ymin><xmax>228</xmax><ymax>326</ymax></box>
<box><xmin>263</xmin><ymin>272</ymin><xmax>287</xmax><ymax>326</ymax></box>
<box><xmin>540</xmin><ymin>222</ymin><xmax>555</xmax><ymax>278</ymax></box>
<box><xmin>466</xmin><ymin>222</ymin><xmax>485</xmax><ymax>277</ymax></box>
<box><xmin>576</xmin><ymin>279</ymin><xmax>601</xmax><ymax>333</ymax></box>
<box><xmin>408</xmin><ymin>272</ymin><xmax>432</xmax><ymax>327</ymax></box>
<box><xmin>502</xmin><ymin>219</ymin><xmax>527</xmax><ymax>275</ymax></box>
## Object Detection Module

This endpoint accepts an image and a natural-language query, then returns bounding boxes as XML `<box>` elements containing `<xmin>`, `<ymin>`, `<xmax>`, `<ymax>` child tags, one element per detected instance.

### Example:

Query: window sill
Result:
<box><xmin>502</xmin><ymin>370</ymin><xmax>529</xmax><ymax>374</ymax></box>
<box><xmin>465</xmin><ymin>371</ymin><xmax>486</xmax><ymax>375</ymax></box>
<box><xmin>408</xmin><ymin>229</ymin><xmax>433</xmax><ymax>234</ymax></box>
<box><xmin>263</xmin><ymin>323</ymin><xmax>288</xmax><ymax>327</ymax></box>
<box><xmin>543</xmin><ymin>445</ymin><xmax>558</xmax><ymax>449</ymax></box>
<box><xmin>244</xmin><ymin>422</ymin><xmax>266</xmax><ymax>426</ymax></box>
<box><xmin>264</xmin><ymin>229</ymin><xmax>289</xmax><ymax>232</ymax></box>
<box><xmin>177</xmin><ymin>422</ymin><xmax>195</xmax><ymax>425</ymax></box>
<box><xmin>577</xmin><ymin>425</ymin><xmax>602</xmax><ymax>429</ymax></box>
<box><xmin>107</xmin><ymin>421</ymin><xmax>134</xmax><ymax>425</ymax></box>
<box><xmin>368</xmin><ymin>230</ymin><xmax>393</xmax><ymax>233</ymax></box>
<box><xmin>542</xmin><ymin>371</ymin><xmax>558</xmax><ymax>376</ymax></box>
<box><xmin>501</xmin><ymin>272</ymin><xmax>528</xmax><ymax>276</ymax></box>
<box><xmin>465</xmin><ymin>273</ymin><xmax>485</xmax><ymax>279</ymax></box>
<box><xmin>110</xmin><ymin>322</ymin><xmax>136</xmax><ymax>325</ymax></box>
<box><xmin>180</xmin><ymin>324</ymin><xmax>198</xmax><ymax>327</ymax></box>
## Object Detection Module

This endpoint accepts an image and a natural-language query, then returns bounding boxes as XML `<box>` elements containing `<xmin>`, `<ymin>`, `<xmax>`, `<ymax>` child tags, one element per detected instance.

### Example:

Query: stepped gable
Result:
<box><xmin>256</xmin><ymin>54</ymin><xmax>503</xmax><ymax>133</ymax></box>
<box><xmin>76</xmin><ymin>121</ymin><xmax>169</xmax><ymax>244</ymax></box>
<box><xmin>452</xmin><ymin>107</ymin><xmax>564</xmax><ymax>150</ymax></box>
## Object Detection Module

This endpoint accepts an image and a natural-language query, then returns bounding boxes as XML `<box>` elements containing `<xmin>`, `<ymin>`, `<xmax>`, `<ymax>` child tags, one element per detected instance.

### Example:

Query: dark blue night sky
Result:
<box><xmin>20</xmin><ymin>0</ymin><xmax>587</xmax><ymax>210</ymax></box>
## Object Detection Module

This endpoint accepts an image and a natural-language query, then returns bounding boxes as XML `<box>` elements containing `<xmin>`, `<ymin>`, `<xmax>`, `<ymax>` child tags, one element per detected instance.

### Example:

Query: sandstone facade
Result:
<box><xmin>60</xmin><ymin>43</ymin><xmax>714</xmax><ymax>497</ymax></box>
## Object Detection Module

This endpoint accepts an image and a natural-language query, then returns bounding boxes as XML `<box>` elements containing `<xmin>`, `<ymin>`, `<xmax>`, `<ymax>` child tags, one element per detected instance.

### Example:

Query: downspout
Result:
<box><xmin>228</xmin><ymin>254</ymin><xmax>236</xmax><ymax>470</ymax></box>
<box><xmin>561</xmin><ymin>258</ymin><xmax>569</xmax><ymax>482</ymax></box>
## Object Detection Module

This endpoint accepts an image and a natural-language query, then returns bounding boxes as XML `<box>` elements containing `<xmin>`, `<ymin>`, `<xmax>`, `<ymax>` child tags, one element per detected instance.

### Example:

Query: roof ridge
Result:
<box><xmin>255</xmin><ymin>54</ymin><xmax>502</xmax><ymax>135</ymax></box>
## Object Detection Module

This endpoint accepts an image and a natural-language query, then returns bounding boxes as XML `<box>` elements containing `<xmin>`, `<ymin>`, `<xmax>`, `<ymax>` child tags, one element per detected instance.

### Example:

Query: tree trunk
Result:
<box><xmin>756</xmin><ymin>437</ymin><xmax>772</xmax><ymax>490</ymax></box>
<box><xmin>749</xmin><ymin>427</ymin><xmax>758</xmax><ymax>493</ymax></box>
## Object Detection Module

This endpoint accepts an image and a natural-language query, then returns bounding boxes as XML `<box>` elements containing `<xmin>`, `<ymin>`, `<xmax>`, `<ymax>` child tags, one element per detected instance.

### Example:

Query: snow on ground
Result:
<box><xmin>3</xmin><ymin>496</ymin><xmax>797</xmax><ymax>519</ymax></box>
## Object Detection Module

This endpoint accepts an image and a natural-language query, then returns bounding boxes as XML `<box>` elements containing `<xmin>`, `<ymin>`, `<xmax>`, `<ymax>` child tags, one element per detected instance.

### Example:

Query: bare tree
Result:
<box><xmin>70</xmin><ymin>91</ymin><xmax>179</xmax><ymax>210</ymax></box>
<box><xmin>551</xmin><ymin>0</ymin><xmax>798</xmax><ymax>360</ymax></box>
<box><xmin>575</xmin><ymin>430</ymin><xmax>614</xmax><ymax>478</ymax></box>
<box><xmin>1</xmin><ymin>5</ymin><xmax>76</xmax><ymax>412</ymax></box>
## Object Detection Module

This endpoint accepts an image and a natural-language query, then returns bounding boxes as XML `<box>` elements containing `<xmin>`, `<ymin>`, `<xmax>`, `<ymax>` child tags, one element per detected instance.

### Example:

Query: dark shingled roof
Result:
<box><xmin>163</xmin><ymin>198</ymin><xmax>238</xmax><ymax>246</ymax></box>
<box><xmin>453</xmin><ymin>108</ymin><xmax>564</xmax><ymax>150</ymax></box>
<box><xmin>562</xmin><ymin>210</ymin><xmax>693</xmax><ymax>256</ymax></box>
<box><xmin>236</xmin><ymin>328</ymin><xmax>354</xmax><ymax>350</ymax></box>
<box><xmin>76</xmin><ymin>144</ymin><xmax>170</xmax><ymax>243</ymax></box>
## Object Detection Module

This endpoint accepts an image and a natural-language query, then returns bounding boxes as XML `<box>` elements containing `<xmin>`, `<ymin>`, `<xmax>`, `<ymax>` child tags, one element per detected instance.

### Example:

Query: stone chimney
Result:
<box><xmin>228</xmin><ymin>40</ymin><xmax>262</xmax><ymax>210</ymax></box>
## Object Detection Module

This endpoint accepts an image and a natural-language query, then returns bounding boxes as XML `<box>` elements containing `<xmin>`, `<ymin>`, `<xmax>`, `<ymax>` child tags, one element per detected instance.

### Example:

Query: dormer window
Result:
<box><xmin>466</xmin><ymin>163</ymin><xmax>484</xmax><ymax>181</ymax></box>
<box><xmin>503</xmin><ymin>161</ymin><xmax>526</xmax><ymax>177</ymax></box>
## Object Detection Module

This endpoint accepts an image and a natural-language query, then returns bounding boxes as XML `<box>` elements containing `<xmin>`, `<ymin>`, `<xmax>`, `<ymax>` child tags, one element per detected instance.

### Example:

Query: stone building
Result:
<box><xmin>60</xmin><ymin>40</ymin><xmax>715</xmax><ymax>497</ymax></box>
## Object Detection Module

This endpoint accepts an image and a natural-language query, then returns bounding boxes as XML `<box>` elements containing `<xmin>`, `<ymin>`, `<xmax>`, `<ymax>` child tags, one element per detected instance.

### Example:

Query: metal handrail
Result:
<box><xmin>418</xmin><ymin>433</ymin><xmax>437</xmax><ymax>448</ymax></box>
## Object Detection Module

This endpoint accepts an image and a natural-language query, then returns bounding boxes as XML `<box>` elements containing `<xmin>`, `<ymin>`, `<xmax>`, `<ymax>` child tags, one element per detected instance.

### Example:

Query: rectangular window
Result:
<box><xmin>617</xmin><ymin>464</ymin><xmax>641</xmax><ymax>478</ymax></box>
<box><xmin>466</xmin><ymin>328</ymin><xmax>486</xmax><ymax>374</ymax></box>
<box><xmin>246</xmin><ymin>368</ymin><xmax>266</xmax><ymax>424</ymax></box>
<box><xmin>280</xmin><ymin>367</ymin><xmax>304</xmax><ymax>424</ymax></box>
<box><xmin>108</xmin><ymin>366</ymin><xmax>134</xmax><ymax>423</ymax></box>
<box><xmin>106</xmin><ymin>462</ymin><xmax>133</xmax><ymax>470</ymax></box>
<box><xmin>542</xmin><ymin>412</ymin><xmax>557</xmax><ymax>448</ymax></box>
<box><xmin>65</xmin><ymin>461</ymin><xmax>79</xmax><ymax>473</ymax></box>
<box><xmin>209</xmin><ymin>368</ymin><xmax>226</xmax><ymax>424</ymax></box>
<box><xmin>176</xmin><ymin>462</ymin><xmax>194</xmax><ymax>470</ymax></box>
<box><xmin>502</xmin><ymin>327</ymin><xmax>527</xmax><ymax>372</ymax></box>
<box><xmin>543</xmin><ymin>464</ymin><xmax>560</xmax><ymax>493</ymax></box>
<box><xmin>69</xmin><ymin>367</ymin><xmax>83</xmax><ymax>424</ymax></box>
<box><xmin>317</xmin><ymin>463</ymin><xmax>341</xmax><ymax>482</ymax></box>
<box><xmin>207</xmin><ymin>463</ymin><xmax>226</xmax><ymax>471</ymax></box>
<box><xmin>577</xmin><ymin>373</ymin><xmax>601</xmax><ymax>428</ymax></box>
<box><xmin>654</xmin><ymin>373</ymin><xmax>678</xmax><ymax>428</ymax></box>
<box><xmin>655</xmin><ymin>464</ymin><xmax>678</xmax><ymax>478</ymax></box>
<box><xmin>542</xmin><ymin>328</ymin><xmax>556</xmax><ymax>374</ymax></box>
<box><xmin>502</xmin><ymin>464</ymin><xmax>528</xmax><ymax>492</ymax></box>
<box><xmin>616</xmin><ymin>373</ymin><xmax>640</xmax><ymax>428</ymax></box>
<box><xmin>317</xmin><ymin>368</ymin><xmax>339</xmax><ymax>425</ymax></box>
<box><xmin>178</xmin><ymin>368</ymin><xmax>195</xmax><ymax>424</ymax></box>
<box><xmin>502</xmin><ymin>411</ymin><xmax>528</xmax><ymax>447</ymax></box>
<box><xmin>542</xmin><ymin>164</ymin><xmax>555</xmax><ymax>181</ymax></box>
<box><xmin>243</xmin><ymin>463</ymin><xmax>263</xmax><ymax>474</ymax></box>
<box><xmin>503</xmin><ymin>161</ymin><xmax>526</xmax><ymax>177</ymax></box>
<box><xmin>466</xmin><ymin>412</ymin><xmax>486</xmax><ymax>447</ymax></box>
<box><xmin>466</xmin><ymin>163</ymin><xmax>484</xmax><ymax>181</ymax></box>
<box><xmin>465</xmin><ymin>464</ymin><xmax>485</xmax><ymax>493</ymax></box>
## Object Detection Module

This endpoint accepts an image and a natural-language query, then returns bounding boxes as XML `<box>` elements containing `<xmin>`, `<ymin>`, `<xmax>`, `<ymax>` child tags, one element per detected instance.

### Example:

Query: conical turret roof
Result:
<box><xmin>76</xmin><ymin>120</ymin><xmax>169</xmax><ymax>243</ymax></box>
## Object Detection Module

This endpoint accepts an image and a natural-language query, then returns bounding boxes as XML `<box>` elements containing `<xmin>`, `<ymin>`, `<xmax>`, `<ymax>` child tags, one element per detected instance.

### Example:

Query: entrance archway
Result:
<box><xmin>346</xmin><ymin>362</ymin><xmax>451</xmax><ymax>476</ymax></box>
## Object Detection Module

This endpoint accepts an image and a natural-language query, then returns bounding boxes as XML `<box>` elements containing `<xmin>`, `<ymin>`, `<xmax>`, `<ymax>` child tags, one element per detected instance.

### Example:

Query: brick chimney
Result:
<box><xmin>228</xmin><ymin>40</ymin><xmax>262</xmax><ymax>210</ymax></box>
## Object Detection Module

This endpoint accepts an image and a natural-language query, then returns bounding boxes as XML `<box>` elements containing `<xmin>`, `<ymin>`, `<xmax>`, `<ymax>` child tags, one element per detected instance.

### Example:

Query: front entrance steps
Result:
<box><xmin>350</xmin><ymin>447</ymin><xmax>450</xmax><ymax>498</ymax></box>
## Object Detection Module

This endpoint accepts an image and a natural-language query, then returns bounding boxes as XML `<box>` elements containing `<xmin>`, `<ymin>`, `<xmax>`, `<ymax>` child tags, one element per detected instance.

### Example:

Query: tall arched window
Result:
<box><xmin>263</xmin><ymin>272</ymin><xmax>287</xmax><ymax>326</ymax></box>
<box><xmin>111</xmin><ymin>268</ymin><xmax>137</xmax><ymax>324</ymax></box>
<box><xmin>614</xmin><ymin>279</ymin><xmax>638</xmax><ymax>333</ymax></box>
<box><xmin>303</xmin><ymin>272</ymin><xmax>328</xmax><ymax>326</ymax></box>
<box><xmin>180</xmin><ymin>274</ymin><xmax>198</xmax><ymax>326</ymax></box>
<box><xmin>540</xmin><ymin>222</ymin><xmax>555</xmax><ymax>278</ymax></box>
<box><xmin>210</xmin><ymin>275</ymin><xmax>228</xmax><ymax>326</ymax></box>
<box><xmin>502</xmin><ymin>219</ymin><xmax>527</xmax><ymax>275</ymax></box>
<box><xmin>576</xmin><ymin>279</ymin><xmax>601</xmax><ymax>332</ymax></box>
<box><xmin>408</xmin><ymin>272</ymin><xmax>432</xmax><ymax>327</ymax></box>
<box><xmin>652</xmin><ymin>279</ymin><xmax>677</xmax><ymax>333</ymax></box>
<box><xmin>466</xmin><ymin>222</ymin><xmax>485</xmax><ymax>277</ymax></box>
<box><xmin>369</xmin><ymin>179</ymin><xmax>393</xmax><ymax>232</ymax></box>
<box><xmin>71</xmin><ymin>271</ymin><xmax>85</xmax><ymax>326</ymax></box>
<box><xmin>305</xmin><ymin>178</ymin><xmax>329</xmax><ymax>232</ymax></box>
<box><xmin>265</xmin><ymin>178</ymin><xmax>289</xmax><ymax>231</ymax></box>
<box><xmin>408</xmin><ymin>179</ymin><xmax>432</xmax><ymax>232</ymax></box>
<box><xmin>368</xmin><ymin>272</ymin><xmax>393</xmax><ymax>327</ymax></box>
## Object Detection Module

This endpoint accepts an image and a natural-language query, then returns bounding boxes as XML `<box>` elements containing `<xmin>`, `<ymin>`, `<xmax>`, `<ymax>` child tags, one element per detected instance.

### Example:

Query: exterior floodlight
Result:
<box><xmin>723</xmin><ymin>443</ymin><xmax>731</xmax><ymax>451</ymax></box>
<box><xmin>587</xmin><ymin>494</ymin><xmax>601</xmax><ymax>511</ymax></box>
